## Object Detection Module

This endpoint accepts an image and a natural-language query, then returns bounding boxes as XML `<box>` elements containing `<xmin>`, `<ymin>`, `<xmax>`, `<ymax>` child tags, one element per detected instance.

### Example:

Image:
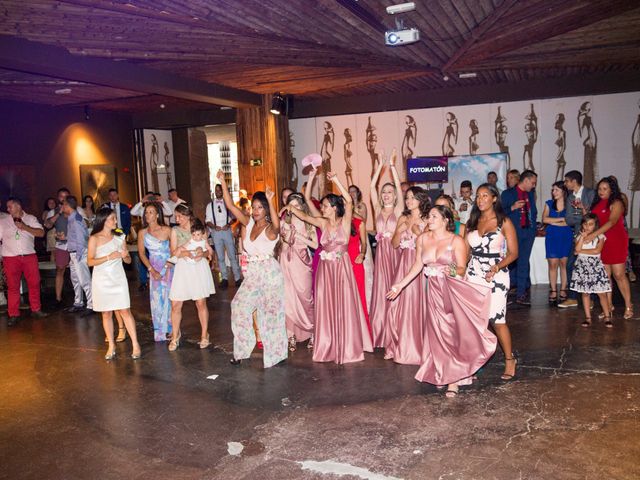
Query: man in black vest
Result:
<box><xmin>205</xmin><ymin>184</ymin><xmax>242</xmax><ymax>288</ymax></box>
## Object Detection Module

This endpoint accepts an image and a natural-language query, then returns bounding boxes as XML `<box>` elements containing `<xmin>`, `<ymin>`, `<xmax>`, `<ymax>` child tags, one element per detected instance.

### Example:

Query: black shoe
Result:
<box><xmin>515</xmin><ymin>295</ymin><xmax>531</xmax><ymax>306</ymax></box>
<box><xmin>54</xmin><ymin>300</ymin><xmax>65</xmax><ymax>310</ymax></box>
<box><xmin>80</xmin><ymin>308</ymin><xmax>95</xmax><ymax>317</ymax></box>
<box><xmin>31</xmin><ymin>310</ymin><xmax>49</xmax><ymax>319</ymax></box>
<box><xmin>220</xmin><ymin>279</ymin><xmax>229</xmax><ymax>289</ymax></box>
<box><xmin>229</xmin><ymin>358</ymin><xmax>241</xmax><ymax>365</ymax></box>
<box><xmin>235</xmin><ymin>278</ymin><xmax>243</xmax><ymax>288</ymax></box>
<box><xmin>138</xmin><ymin>284</ymin><xmax>148</xmax><ymax>292</ymax></box>
<box><xmin>65</xmin><ymin>305</ymin><xmax>85</xmax><ymax>313</ymax></box>
<box><xmin>7</xmin><ymin>316</ymin><xmax>19</xmax><ymax>326</ymax></box>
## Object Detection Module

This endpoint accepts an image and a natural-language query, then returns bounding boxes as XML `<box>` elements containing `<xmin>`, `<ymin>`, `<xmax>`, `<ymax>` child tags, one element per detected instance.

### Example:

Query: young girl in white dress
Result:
<box><xmin>569</xmin><ymin>213</ymin><xmax>612</xmax><ymax>328</ymax></box>
<box><xmin>88</xmin><ymin>207</ymin><xmax>141</xmax><ymax>360</ymax></box>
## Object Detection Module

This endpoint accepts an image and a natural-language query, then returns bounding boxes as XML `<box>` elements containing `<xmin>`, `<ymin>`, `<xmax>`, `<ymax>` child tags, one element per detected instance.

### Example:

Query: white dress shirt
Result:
<box><xmin>0</xmin><ymin>212</ymin><xmax>43</xmax><ymax>257</ymax></box>
<box><xmin>454</xmin><ymin>196</ymin><xmax>475</xmax><ymax>225</ymax></box>
<box><xmin>130</xmin><ymin>200</ymin><xmax>172</xmax><ymax>219</ymax></box>
<box><xmin>165</xmin><ymin>198</ymin><xmax>185</xmax><ymax>224</ymax></box>
<box><xmin>205</xmin><ymin>199</ymin><xmax>230</xmax><ymax>233</ymax></box>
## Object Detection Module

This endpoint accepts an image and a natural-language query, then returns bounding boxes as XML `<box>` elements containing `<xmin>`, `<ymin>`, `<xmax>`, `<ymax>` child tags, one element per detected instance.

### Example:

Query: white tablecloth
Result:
<box><xmin>529</xmin><ymin>236</ymin><xmax>549</xmax><ymax>285</ymax></box>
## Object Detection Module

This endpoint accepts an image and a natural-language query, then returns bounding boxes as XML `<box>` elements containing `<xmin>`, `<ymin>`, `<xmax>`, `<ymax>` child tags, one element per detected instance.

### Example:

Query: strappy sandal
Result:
<box><xmin>604</xmin><ymin>315</ymin><xmax>614</xmax><ymax>328</ymax></box>
<box><xmin>548</xmin><ymin>289</ymin><xmax>558</xmax><ymax>304</ymax></box>
<box><xmin>581</xmin><ymin>317</ymin><xmax>592</xmax><ymax>327</ymax></box>
<box><xmin>288</xmin><ymin>336</ymin><xmax>297</xmax><ymax>352</ymax></box>
<box><xmin>623</xmin><ymin>306</ymin><xmax>634</xmax><ymax>320</ymax></box>
<box><xmin>501</xmin><ymin>357</ymin><xmax>517</xmax><ymax>381</ymax></box>
<box><xmin>599</xmin><ymin>305</ymin><xmax>614</xmax><ymax>320</ymax></box>
<box><xmin>558</xmin><ymin>289</ymin><xmax>568</xmax><ymax>302</ymax></box>
<box><xmin>445</xmin><ymin>385</ymin><xmax>459</xmax><ymax>398</ymax></box>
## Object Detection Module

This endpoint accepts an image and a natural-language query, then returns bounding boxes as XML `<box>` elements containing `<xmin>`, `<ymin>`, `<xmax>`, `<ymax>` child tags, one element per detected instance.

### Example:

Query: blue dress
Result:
<box><xmin>144</xmin><ymin>232</ymin><xmax>173</xmax><ymax>341</ymax></box>
<box><xmin>544</xmin><ymin>200</ymin><xmax>573</xmax><ymax>259</ymax></box>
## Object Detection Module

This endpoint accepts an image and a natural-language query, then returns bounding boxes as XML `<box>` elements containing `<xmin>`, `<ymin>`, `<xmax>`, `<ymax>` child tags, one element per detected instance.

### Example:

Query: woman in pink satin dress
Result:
<box><xmin>368</xmin><ymin>151</ymin><xmax>403</xmax><ymax>347</ymax></box>
<box><xmin>384</xmin><ymin>187</ymin><xmax>430</xmax><ymax>365</ymax></box>
<box><xmin>287</xmin><ymin>168</ymin><xmax>372</xmax><ymax>364</ymax></box>
<box><xmin>280</xmin><ymin>192</ymin><xmax>318</xmax><ymax>351</ymax></box>
<box><xmin>387</xmin><ymin>205</ymin><xmax>498</xmax><ymax>398</ymax></box>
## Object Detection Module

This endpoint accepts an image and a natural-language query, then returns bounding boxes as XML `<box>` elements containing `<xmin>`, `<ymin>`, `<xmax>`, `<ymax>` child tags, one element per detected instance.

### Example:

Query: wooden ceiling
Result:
<box><xmin>0</xmin><ymin>0</ymin><xmax>639</xmax><ymax>112</ymax></box>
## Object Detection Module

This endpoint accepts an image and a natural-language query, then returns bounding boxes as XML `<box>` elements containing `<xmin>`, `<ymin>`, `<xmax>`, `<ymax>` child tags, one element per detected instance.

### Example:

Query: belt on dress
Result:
<box><xmin>471</xmin><ymin>251</ymin><xmax>501</xmax><ymax>258</ymax></box>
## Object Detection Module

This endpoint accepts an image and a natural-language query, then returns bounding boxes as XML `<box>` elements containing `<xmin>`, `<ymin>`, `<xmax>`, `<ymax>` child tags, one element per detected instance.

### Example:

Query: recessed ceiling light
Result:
<box><xmin>55</xmin><ymin>88</ymin><xmax>72</xmax><ymax>95</ymax></box>
<box><xmin>220</xmin><ymin>106</ymin><xmax>232</xmax><ymax>110</ymax></box>
<box><xmin>458</xmin><ymin>72</ymin><xmax>477</xmax><ymax>79</ymax></box>
<box><xmin>160</xmin><ymin>104</ymin><xmax>166</xmax><ymax>109</ymax></box>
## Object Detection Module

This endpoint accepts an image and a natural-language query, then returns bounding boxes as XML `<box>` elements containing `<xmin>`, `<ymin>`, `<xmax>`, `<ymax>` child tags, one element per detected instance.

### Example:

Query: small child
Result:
<box><xmin>569</xmin><ymin>214</ymin><xmax>612</xmax><ymax>327</ymax></box>
<box><xmin>184</xmin><ymin>220</ymin><xmax>213</xmax><ymax>263</ymax></box>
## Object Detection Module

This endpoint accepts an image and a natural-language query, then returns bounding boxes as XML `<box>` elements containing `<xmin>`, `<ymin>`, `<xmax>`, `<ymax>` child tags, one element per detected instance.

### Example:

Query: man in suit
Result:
<box><xmin>501</xmin><ymin>170</ymin><xmax>538</xmax><ymax>306</ymax></box>
<box><xmin>106</xmin><ymin>188</ymin><xmax>131</xmax><ymax>235</ymax></box>
<box><xmin>558</xmin><ymin>170</ymin><xmax>596</xmax><ymax>308</ymax></box>
<box><xmin>205</xmin><ymin>184</ymin><xmax>242</xmax><ymax>289</ymax></box>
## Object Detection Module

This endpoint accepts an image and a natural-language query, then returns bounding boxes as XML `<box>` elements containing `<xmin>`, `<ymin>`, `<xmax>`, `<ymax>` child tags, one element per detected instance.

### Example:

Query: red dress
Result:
<box><xmin>348</xmin><ymin>218</ymin><xmax>371</xmax><ymax>336</ymax></box>
<box><xmin>592</xmin><ymin>199</ymin><xmax>628</xmax><ymax>264</ymax></box>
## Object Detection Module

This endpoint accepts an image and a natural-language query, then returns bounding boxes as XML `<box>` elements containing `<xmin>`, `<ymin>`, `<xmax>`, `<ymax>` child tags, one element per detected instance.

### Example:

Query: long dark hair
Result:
<box><xmin>402</xmin><ymin>186</ymin><xmax>430</xmax><ymax>218</ymax></box>
<box><xmin>348</xmin><ymin>185</ymin><xmax>363</xmax><ymax>203</ymax></box>
<box><xmin>91</xmin><ymin>207</ymin><xmax>122</xmax><ymax>236</ymax></box>
<box><xmin>430</xmin><ymin>205</ymin><xmax>456</xmax><ymax>233</ymax></box>
<box><xmin>252</xmin><ymin>191</ymin><xmax>271</xmax><ymax>223</ymax></box>
<box><xmin>551</xmin><ymin>181</ymin><xmax>568</xmax><ymax>212</ymax></box>
<box><xmin>82</xmin><ymin>195</ymin><xmax>95</xmax><ymax>214</ymax></box>
<box><xmin>591</xmin><ymin>176</ymin><xmax>624</xmax><ymax>212</ymax></box>
<box><xmin>466</xmin><ymin>183</ymin><xmax>507</xmax><ymax>232</ymax></box>
<box><xmin>142</xmin><ymin>201</ymin><xmax>166</xmax><ymax>228</ymax></box>
<box><xmin>174</xmin><ymin>203</ymin><xmax>194</xmax><ymax>225</ymax></box>
<box><xmin>321</xmin><ymin>193</ymin><xmax>345</xmax><ymax>218</ymax></box>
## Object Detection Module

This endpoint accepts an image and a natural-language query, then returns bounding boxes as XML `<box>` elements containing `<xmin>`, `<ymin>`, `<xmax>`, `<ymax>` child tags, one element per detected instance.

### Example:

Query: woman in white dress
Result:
<box><xmin>88</xmin><ymin>207</ymin><xmax>141</xmax><ymax>360</ymax></box>
<box><xmin>168</xmin><ymin>205</ymin><xmax>215</xmax><ymax>351</ymax></box>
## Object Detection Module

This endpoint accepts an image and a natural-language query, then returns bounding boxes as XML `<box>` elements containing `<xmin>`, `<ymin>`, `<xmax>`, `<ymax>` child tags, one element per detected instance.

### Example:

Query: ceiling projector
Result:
<box><xmin>385</xmin><ymin>28</ymin><xmax>420</xmax><ymax>46</ymax></box>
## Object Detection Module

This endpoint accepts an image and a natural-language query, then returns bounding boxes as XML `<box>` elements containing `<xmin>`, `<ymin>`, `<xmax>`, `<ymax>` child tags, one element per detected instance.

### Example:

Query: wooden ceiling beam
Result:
<box><xmin>441</xmin><ymin>0</ymin><xmax>519</xmax><ymax>72</ymax></box>
<box><xmin>0</xmin><ymin>35</ymin><xmax>261</xmax><ymax>107</ymax></box>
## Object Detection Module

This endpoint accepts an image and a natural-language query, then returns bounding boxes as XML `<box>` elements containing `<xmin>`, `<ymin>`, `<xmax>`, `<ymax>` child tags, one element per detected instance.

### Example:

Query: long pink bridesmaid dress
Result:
<box><xmin>384</xmin><ymin>225</ymin><xmax>428</xmax><ymax>365</ymax></box>
<box><xmin>313</xmin><ymin>226</ymin><xmax>373</xmax><ymax>364</ymax></box>
<box><xmin>368</xmin><ymin>212</ymin><xmax>399</xmax><ymax>347</ymax></box>
<box><xmin>280</xmin><ymin>218</ymin><xmax>314</xmax><ymax>342</ymax></box>
<box><xmin>415</xmin><ymin>240</ymin><xmax>497</xmax><ymax>386</ymax></box>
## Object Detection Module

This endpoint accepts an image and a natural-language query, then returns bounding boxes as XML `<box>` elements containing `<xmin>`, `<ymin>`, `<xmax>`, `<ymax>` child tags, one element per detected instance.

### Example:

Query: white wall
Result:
<box><xmin>290</xmin><ymin>91</ymin><xmax>640</xmax><ymax>229</ymax></box>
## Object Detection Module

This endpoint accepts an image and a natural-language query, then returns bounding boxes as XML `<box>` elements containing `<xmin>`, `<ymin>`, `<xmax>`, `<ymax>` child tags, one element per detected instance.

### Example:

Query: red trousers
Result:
<box><xmin>3</xmin><ymin>254</ymin><xmax>42</xmax><ymax>317</ymax></box>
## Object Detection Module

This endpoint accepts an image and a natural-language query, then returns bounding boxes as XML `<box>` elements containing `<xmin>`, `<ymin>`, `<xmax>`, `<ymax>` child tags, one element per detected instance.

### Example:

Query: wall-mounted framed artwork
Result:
<box><xmin>79</xmin><ymin>164</ymin><xmax>117</xmax><ymax>208</ymax></box>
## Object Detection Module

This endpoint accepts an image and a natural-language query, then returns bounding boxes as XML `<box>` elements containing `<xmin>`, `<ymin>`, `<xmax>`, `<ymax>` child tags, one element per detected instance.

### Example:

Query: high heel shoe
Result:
<box><xmin>599</xmin><ymin>305</ymin><xmax>614</xmax><ymax>319</ymax></box>
<box><xmin>168</xmin><ymin>331</ymin><xmax>181</xmax><ymax>352</ymax></box>
<box><xmin>116</xmin><ymin>328</ymin><xmax>127</xmax><ymax>343</ymax></box>
<box><xmin>131</xmin><ymin>346</ymin><xmax>141</xmax><ymax>359</ymax></box>
<box><xmin>229</xmin><ymin>358</ymin><xmax>241</xmax><ymax>365</ymax></box>
<box><xmin>604</xmin><ymin>315</ymin><xmax>614</xmax><ymax>328</ymax></box>
<box><xmin>104</xmin><ymin>349</ymin><xmax>117</xmax><ymax>361</ymax></box>
<box><xmin>501</xmin><ymin>357</ymin><xmax>517</xmax><ymax>381</ymax></box>
<box><xmin>198</xmin><ymin>333</ymin><xmax>211</xmax><ymax>349</ymax></box>
<box><xmin>288</xmin><ymin>336</ymin><xmax>297</xmax><ymax>352</ymax></box>
<box><xmin>623</xmin><ymin>306</ymin><xmax>634</xmax><ymax>320</ymax></box>
<box><xmin>256</xmin><ymin>341</ymin><xmax>263</xmax><ymax>350</ymax></box>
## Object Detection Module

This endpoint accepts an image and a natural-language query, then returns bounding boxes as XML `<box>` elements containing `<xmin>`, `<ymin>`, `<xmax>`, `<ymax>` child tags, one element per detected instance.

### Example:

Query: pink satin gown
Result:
<box><xmin>384</xmin><ymin>226</ymin><xmax>427</xmax><ymax>365</ymax></box>
<box><xmin>280</xmin><ymin>219</ymin><xmax>314</xmax><ymax>341</ymax></box>
<box><xmin>414</xmin><ymin>240</ymin><xmax>497</xmax><ymax>386</ymax></box>
<box><xmin>313</xmin><ymin>225</ymin><xmax>373</xmax><ymax>364</ymax></box>
<box><xmin>368</xmin><ymin>211</ymin><xmax>399</xmax><ymax>347</ymax></box>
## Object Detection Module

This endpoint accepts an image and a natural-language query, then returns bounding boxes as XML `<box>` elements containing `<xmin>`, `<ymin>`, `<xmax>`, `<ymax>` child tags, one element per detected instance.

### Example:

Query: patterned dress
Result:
<box><xmin>231</xmin><ymin>219</ymin><xmax>287</xmax><ymax>368</ymax></box>
<box><xmin>570</xmin><ymin>234</ymin><xmax>611</xmax><ymax>293</ymax></box>
<box><xmin>144</xmin><ymin>232</ymin><xmax>173</xmax><ymax>341</ymax></box>
<box><xmin>466</xmin><ymin>228</ymin><xmax>509</xmax><ymax>325</ymax></box>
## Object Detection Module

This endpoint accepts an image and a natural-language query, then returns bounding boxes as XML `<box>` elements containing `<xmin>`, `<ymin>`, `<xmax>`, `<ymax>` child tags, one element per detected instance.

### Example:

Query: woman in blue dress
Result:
<box><xmin>542</xmin><ymin>181</ymin><xmax>574</xmax><ymax>303</ymax></box>
<box><xmin>137</xmin><ymin>202</ymin><xmax>174</xmax><ymax>341</ymax></box>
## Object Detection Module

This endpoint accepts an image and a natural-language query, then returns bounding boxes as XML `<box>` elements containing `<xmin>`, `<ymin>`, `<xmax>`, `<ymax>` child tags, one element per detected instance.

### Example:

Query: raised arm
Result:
<box><xmin>288</xmin><ymin>202</ymin><xmax>325</xmax><ymax>229</ymax></box>
<box><xmin>386</xmin><ymin>233</ymin><xmax>426</xmax><ymax>299</ymax></box>
<box><xmin>265</xmin><ymin>187</ymin><xmax>280</xmax><ymax>240</ymax></box>
<box><xmin>389</xmin><ymin>149</ymin><xmax>404</xmax><ymax>218</ymax></box>
<box><xmin>329</xmin><ymin>172</ymin><xmax>353</xmax><ymax>234</ymax></box>
<box><xmin>369</xmin><ymin>154</ymin><xmax>385</xmax><ymax>213</ymax></box>
<box><xmin>216</xmin><ymin>170</ymin><xmax>249</xmax><ymax>226</ymax></box>
<box><xmin>305</xmin><ymin>168</ymin><xmax>322</xmax><ymax>218</ymax></box>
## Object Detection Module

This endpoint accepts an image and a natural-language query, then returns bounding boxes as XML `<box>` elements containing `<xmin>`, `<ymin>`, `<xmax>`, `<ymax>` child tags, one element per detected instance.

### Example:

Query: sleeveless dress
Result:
<box><xmin>368</xmin><ymin>211</ymin><xmax>399</xmax><ymax>347</ymax></box>
<box><xmin>231</xmin><ymin>219</ymin><xmax>287</xmax><ymax>368</ymax></box>
<box><xmin>384</xmin><ymin>225</ymin><xmax>428</xmax><ymax>365</ymax></box>
<box><xmin>169</xmin><ymin>235</ymin><xmax>215</xmax><ymax>301</ymax></box>
<box><xmin>592</xmin><ymin>199</ymin><xmax>628</xmax><ymax>265</ymax></box>
<box><xmin>466</xmin><ymin>228</ymin><xmax>509</xmax><ymax>325</ymax></box>
<box><xmin>544</xmin><ymin>200</ymin><xmax>573</xmax><ymax>258</ymax></box>
<box><xmin>570</xmin><ymin>234</ymin><xmax>611</xmax><ymax>293</ymax></box>
<box><xmin>314</xmin><ymin>225</ymin><xmax>373</xmax><ymax>364</ymax></box>
<box><xmin>92</xmin><ymin>235</ymin><xmax>130</xmax><ymax>312</ymax></box>
<box><xmin>144</xmin><ymin>232</ymin><xmax>173</xmax><ymax>341</ymax></box>
<box><xmin>280</xmin><ymin>217</ymin><xmax>314</xmax><ymax>341</ymax></box>
<box><xmin>348</xmin><ymin>217</ymin><xmax>370</xmax><ymax>331</ymax></box>
<box><xmin>414</xmin><ymin>238</ymin><xmax>497</xmax><ymax>386</ymax></box>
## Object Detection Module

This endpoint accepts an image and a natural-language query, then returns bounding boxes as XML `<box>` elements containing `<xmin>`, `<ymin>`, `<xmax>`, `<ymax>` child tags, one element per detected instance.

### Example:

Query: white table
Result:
<box><xmin>529</xmin><ymin>236</ymin><xmax>549</xmax><ymax>285</ymax></box>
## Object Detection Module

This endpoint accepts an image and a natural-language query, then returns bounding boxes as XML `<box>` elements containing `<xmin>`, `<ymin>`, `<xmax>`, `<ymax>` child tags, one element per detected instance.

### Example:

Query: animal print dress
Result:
<box><xmin>465</xmin><ymin>228</ymin><xmax>509</xmax><ymax>325</ymax></box>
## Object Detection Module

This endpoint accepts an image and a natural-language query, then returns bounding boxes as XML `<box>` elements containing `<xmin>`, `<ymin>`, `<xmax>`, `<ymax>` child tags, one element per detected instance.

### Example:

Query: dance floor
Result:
<box><xmin>1</xmin><ymin>282</ymin><xmax>639</xmax><ymax>480</ymax></box>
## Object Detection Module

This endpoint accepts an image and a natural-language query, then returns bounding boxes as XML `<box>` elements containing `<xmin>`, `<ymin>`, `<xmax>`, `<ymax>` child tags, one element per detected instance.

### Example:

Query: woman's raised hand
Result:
<box><xmin>265</xmin><ymin>187</ymin><xmax>275</xmax><ymax>201</ymax></box>
<box><xmin>216</xmin><ymin>169</ymin><xmax>225</xmax><ymax>183</ymax></box>
<box><xmin>389</xmin><ymin>148</ymin><xmax>397</xmax><ymax>167</ymax></box>
<box><xmin>326</xmin><ymin>171</ymin><xmax>337</xmax><ymax>182</ymax></box>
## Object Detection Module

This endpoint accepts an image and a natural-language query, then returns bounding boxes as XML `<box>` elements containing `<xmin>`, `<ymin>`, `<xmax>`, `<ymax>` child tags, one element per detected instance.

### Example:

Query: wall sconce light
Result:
<box><xmin>270</xmin><ymin>93</ymin><xmax>286</xmax><ymax>115</ymax></box>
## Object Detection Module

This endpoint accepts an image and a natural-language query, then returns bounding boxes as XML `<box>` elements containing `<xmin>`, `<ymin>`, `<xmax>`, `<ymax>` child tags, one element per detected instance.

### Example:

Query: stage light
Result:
<box><xmin>270</xmin><ymin>93</ymin><xmax>286</xmax><ymax>115</ymax></box>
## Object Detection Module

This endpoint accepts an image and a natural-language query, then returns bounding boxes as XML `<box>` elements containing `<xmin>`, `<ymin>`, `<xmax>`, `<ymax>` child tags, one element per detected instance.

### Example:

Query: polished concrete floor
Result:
<box><xmin>1</xmin><ymin>280</ymin><xmax>639</xmax><ymax>480</ymax></box>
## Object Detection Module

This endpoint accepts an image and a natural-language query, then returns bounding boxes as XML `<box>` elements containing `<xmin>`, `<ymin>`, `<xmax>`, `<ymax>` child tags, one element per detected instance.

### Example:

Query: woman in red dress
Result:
<box><xmin>587</xmin><ymin>176</ymin><xmax>634</xmax><ymax>319</ymax></box>
<box><xmin>348</xmin><ymin>215</ymin><xmax>371</xmax><ymax>337</ymax></box>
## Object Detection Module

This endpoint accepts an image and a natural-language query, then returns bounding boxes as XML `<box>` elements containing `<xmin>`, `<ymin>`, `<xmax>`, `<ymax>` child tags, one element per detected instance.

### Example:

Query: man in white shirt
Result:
<box><xmin>454</xmin><ymin>180</ymin><xmax>474</xmax><ymax>225</ymax></box>
<box><xmin>0</xmin><ymin>198</ymin><xmax>48</xmax><ymax>325</ymax></box>
<box><xmin>166</xmin><ymin>188</ymin><xmax>186</xmax><ymax>226</ymax></box>
<box><xmin>205</xmin><ymin>184</ymin><xmax>242</xmax><ymax>288</ymax></box>
<box><xmin>130</xmin><ymin>192</ymin><xmax>172</xmax><ymax>219</ymax></box>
